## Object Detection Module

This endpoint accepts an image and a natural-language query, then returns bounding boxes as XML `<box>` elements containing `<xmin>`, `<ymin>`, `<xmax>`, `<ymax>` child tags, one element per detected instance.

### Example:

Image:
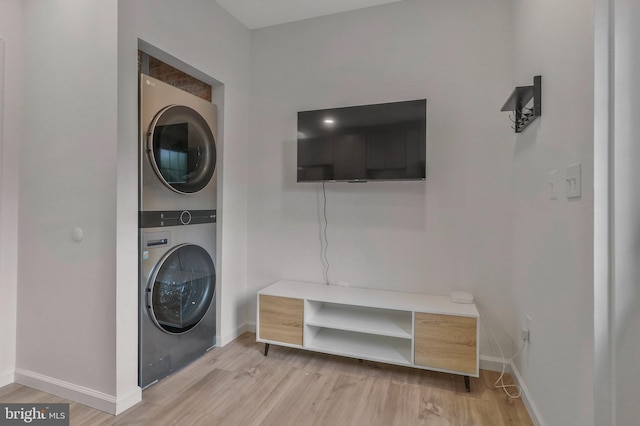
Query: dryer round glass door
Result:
<box><xmin>147</xmin><ymin>105</ymin><xmax>216</xmax><ymax>194</ymax></box>
<box><xmin>147</xmin><ymin>244</ymin><xmax>216</xmax><ymax>334</ymax></box>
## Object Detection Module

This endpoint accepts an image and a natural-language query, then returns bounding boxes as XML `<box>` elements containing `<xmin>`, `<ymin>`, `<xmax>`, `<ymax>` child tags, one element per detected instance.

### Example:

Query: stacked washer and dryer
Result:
<box><xmin>138</xmin><ymin>74</ymin><xmax>218</xmax><ymax>389</ymax></box>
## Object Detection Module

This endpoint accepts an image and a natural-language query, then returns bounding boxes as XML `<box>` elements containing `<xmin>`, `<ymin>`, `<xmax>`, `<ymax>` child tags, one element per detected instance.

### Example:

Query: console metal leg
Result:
<box><xmin>464</xmin><ymin>375</ymin><xmax>470</xmax><ymax>392</ymax></box>
<box><xmin>264</xmin><ymin>343</ymin><xmax>270</xmax><ymax>357</ymax></box>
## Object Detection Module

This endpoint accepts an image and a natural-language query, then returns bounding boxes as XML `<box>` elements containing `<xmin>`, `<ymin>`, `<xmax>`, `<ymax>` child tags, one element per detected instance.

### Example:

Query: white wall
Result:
<box><xmin>117</xmin><ymin>0</ymin><xmax>251</xmax><ymax>350</ymax></box>
<box><xmin>247</xmin><ymin>0</ymin><xmax>516</xmax><ymax>354</ymax></box>
<box><xmin>0</xmin><ymin>0</ymin><xmax>22</xmax><ymax>388</ymax></box>
<box><xmin>510</xmin><ymin>0</ymin><xmax>594</xmax><ymax>424</ymax></box>
<box><xmin>612</xmin><ymin>0</ymin><xmax>640</xmax><ymax>423</ymax></box>
<box><xmin>16</xmin><ymin>0</ymin><xmax>120</xmax><ymax>408</ymax></box>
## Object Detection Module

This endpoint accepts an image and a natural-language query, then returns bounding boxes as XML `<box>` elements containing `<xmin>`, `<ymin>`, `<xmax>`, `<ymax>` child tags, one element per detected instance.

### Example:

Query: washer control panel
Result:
<box><xmin>142</xmin><ymin>231</ymin><xmax>171</xmax><ymax>249</ymax></box>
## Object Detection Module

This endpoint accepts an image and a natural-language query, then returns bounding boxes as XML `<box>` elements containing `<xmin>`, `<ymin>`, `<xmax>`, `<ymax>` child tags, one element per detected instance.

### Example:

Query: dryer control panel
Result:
<box><xmin>139</xmin><ymin>210</ymin><xmax>216</xmax><ymax>228</ymax></box>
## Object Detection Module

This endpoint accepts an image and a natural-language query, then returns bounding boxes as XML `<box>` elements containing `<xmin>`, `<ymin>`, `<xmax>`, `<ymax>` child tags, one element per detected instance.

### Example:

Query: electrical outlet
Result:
<box><xmin>521</xmin><ymin>327</ymin><xmax>530</xmax><ymax>342</ymax></box>
<box><xmin>525</xmin><ymin>315</ymin><xmax>532</xmax><ymax>342</ymax></box>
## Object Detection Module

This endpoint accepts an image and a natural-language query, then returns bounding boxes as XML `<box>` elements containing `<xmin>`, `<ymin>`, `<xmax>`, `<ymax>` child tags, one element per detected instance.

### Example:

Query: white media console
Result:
<box><xmin>256</xmin><ymin>280</ymin><xmax>479</xmax><ymax>391</ymax></box>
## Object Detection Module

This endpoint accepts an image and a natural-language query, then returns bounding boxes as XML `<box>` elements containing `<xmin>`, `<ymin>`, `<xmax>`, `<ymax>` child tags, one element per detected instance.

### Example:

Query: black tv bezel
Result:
<box><xmin>296</xmin><ymin>99</ymin><xmax>426</xmax><ymax>183</ymax></box>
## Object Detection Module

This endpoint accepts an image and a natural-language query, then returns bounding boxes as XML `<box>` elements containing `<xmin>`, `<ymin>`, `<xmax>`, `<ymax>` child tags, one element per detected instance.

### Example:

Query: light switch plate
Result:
<box><xmin>566</xmin><ymin>162</ymin><xmax>582</xmax><ymax>198</ymax></box>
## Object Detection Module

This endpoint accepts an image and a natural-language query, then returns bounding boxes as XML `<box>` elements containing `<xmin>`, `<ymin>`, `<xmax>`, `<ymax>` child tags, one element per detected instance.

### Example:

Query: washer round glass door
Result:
<box><xmin>148</xmin><ymin>104</ymin><xmax>216</xmax><ymax>194</ymax></box>
<box><xmin>147</xmin><ymin>244</ymin><xmax>216</xmax><ymax>334</ymax></box>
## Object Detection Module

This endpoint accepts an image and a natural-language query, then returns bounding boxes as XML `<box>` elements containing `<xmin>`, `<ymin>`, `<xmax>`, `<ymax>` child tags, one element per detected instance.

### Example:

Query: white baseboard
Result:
<box><xmin>479</xmin><ymin>355</ymin><xmax>507</xmax><ymax>372</ymax></box>
<box><xmin>218</xmin><ymin>322</ymin><xmax>254</xmax><ymax>347</ymax></box>
<box><xmin>14</xmin><ymin>368</ymin><xmax>141</xmax><ymax>415</ymax></box>
<box><xmin>0</xmin><ymin>369</ymin><xmax>14</xmax><ymax>388</ymax></box>
<box><xmin>114</xmin><ymin>387</ymin><xmax>142</xmax><ymax>415</ymax></box>
<box><xmin>479</xmin><ymin>355</ymin><xmax>544</xmax><ymax>426</ymax></box>
<box><xmin>508</xmin><ymin>361</ymin><xmax>545</xmax><ymax>426</ymax></box>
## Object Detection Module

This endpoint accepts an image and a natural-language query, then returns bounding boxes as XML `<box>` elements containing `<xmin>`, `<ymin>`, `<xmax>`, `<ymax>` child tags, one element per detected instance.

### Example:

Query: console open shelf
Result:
<box><xmin>257</xmin><ymin>280</ymin><xmax>479</xmax><ymax>391</ymax></box>
<box><xmin>306</xmin><ymin>327</ymin><xmax>413</xmax><ymax>365</ymax></box>
<box><xmin>305</xmin><ymin>301</ymin><xmax>412</xmax><ymax>339</ymax></box>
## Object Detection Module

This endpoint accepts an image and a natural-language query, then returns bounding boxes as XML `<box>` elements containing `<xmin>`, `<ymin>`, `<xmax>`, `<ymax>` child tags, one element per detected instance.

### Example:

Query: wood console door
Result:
<box><xmin>414</xmin><ymin>312</ymin><xmax>477</xmax><ymax>375</ymax></box>
<box><xmin>259</xmin><ymin>295</ymin><xmax>304</xmax><ymax>346</ymax></box>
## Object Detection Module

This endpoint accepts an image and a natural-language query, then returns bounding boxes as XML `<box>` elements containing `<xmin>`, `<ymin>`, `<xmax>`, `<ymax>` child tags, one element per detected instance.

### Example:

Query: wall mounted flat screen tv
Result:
<box><xmin>297</xmin><ymin>99</ymin><xmax>426</xmax><ymax>182</ymax></box>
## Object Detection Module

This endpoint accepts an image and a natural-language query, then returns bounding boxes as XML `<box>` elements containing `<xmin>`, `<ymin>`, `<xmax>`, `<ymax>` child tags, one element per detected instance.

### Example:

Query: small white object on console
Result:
<box><xmin>449</xmin><ymin>290</ymin><xmax>474</xmax><ymax>304</ymax></box>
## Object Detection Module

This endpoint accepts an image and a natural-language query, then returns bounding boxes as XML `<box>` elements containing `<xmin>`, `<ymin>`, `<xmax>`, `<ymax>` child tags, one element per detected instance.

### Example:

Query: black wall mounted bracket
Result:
<box><xmin>501</xmin><ymin>75</ymin><xmax>542</xmax><ymax>133</ymax></box>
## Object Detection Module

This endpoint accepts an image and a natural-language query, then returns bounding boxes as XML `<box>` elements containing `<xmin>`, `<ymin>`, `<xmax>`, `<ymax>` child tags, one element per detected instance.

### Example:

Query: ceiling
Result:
<box><xmin>215</xmin><ymin>0</ymin><xmax>406</xmax><ymax>30</ymax></box>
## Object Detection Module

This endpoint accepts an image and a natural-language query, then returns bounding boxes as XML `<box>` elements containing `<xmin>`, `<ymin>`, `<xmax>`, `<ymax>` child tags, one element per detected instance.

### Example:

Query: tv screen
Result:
<box><xmin>297</xmin><ymin>99</ymin><xmax>426</xmax><ymax>182</ymax></box>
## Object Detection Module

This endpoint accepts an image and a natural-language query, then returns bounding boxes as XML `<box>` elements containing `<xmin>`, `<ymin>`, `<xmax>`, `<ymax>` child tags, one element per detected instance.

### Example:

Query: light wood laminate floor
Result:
<box><xmin>0</xmin><ymin>333</ymin><xmax>532</xmax><ymax>425</ymax></box>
